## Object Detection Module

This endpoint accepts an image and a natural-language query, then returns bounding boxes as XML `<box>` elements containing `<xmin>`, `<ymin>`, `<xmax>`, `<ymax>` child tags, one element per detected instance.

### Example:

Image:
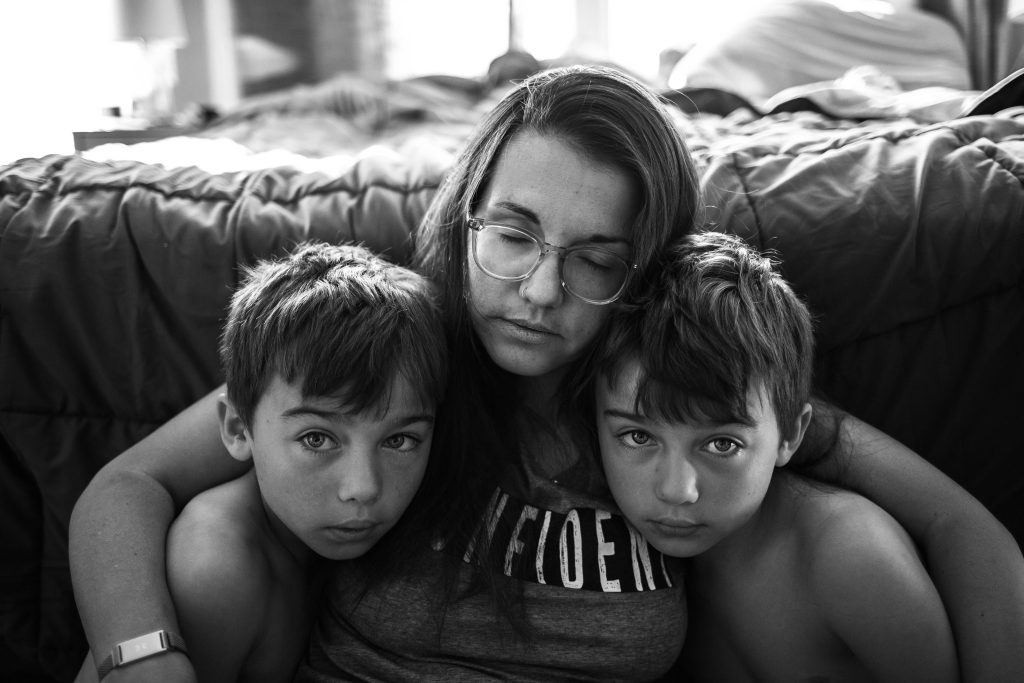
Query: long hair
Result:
<box><xmin>408</xmin><ymin>65</ymin><xmax>705</xmax><ymax>627</ymax></box>
<box><xmin>415</xmin><ymin>65</ymin><xmax>701</xmax><ymax>307</ymax></box>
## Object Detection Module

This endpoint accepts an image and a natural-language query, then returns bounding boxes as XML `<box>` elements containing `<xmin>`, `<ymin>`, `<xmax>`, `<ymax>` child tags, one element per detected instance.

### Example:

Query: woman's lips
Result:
<box><xmin>497</xmin><ymin>317</ymin><xmax>558</xmax><ymax>344</ymax></box>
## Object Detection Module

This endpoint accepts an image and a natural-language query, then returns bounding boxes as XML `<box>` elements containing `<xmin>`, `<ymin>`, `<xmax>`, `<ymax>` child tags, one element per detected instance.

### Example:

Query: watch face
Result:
<box><xmin>116</xmin><ymin>631</ymin><xmax>167</xmax><ymax>665</ymax></box>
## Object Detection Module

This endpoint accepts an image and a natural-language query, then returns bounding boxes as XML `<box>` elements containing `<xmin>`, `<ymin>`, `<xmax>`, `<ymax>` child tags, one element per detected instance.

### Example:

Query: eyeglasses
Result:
<box><xmin>467</xmin><ymin>216</ymin><xmax>636</xmax><ymax>305</ymax></box>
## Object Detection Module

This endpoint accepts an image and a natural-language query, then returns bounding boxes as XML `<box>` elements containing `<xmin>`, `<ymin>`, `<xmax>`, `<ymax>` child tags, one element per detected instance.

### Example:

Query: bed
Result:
<box><xmin>1</xmin><ymin>1</ymin><xmax>1022</xmax><ymax>680</ymax></box>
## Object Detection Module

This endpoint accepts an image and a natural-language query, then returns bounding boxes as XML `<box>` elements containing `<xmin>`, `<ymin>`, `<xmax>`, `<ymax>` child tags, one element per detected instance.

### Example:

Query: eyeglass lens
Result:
<box><xmin>474</xmin><ymin>224</ymin><xmax>628</xmax><ymax>302</ymax></box>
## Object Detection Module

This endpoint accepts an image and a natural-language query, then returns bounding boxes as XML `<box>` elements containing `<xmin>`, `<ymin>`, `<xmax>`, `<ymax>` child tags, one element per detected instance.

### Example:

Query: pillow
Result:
<box><xmin>667</xmin><ymin>0</ymin><xmax>970</xmax><ymax>106</ymax></box>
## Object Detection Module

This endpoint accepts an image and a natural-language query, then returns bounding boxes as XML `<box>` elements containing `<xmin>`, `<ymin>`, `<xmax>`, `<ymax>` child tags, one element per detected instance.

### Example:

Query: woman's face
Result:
<box><xmin>467</xmin><ymin>130</ymin><xmax>638</xmax><ymax>383</ymax></box>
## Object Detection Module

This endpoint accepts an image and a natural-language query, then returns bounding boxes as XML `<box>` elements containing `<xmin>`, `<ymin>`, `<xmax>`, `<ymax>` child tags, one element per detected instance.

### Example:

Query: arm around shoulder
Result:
<box><xmin>70</xmin><ymin>387</ymin><xmax>250</xmax><ymax>683</ymax></box>
<box><xmin>802</xmin><ymin>404</ymin><xmax>1024</xmax><ymax>682</ymax></box>
<box><xmin>810</xmin><ymin>496</ymin><xmax>959</xmax><ymax>683</ymax></box>
<box><xmin>74</xmin><ymin>649</ymin><xmax>195</xmax><ymax>683</ymax></box>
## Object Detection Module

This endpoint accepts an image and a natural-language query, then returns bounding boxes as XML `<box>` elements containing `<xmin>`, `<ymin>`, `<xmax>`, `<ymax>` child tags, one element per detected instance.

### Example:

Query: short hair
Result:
<box><xmin>597</xmin><ymin>231</ymin><xmax>814</xmax><ymax>438</ymax></box>
<box><xmin>220</xmin><ymin>242</ymin><xmax>447</xmax><ymax>426</ymax></box>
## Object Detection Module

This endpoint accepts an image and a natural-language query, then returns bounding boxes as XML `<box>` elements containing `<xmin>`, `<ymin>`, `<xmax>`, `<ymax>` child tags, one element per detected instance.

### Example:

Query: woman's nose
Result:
<box><xmin>518</xmin><ymin>252</ymin><xmax>564</xmax><ymax>307</ymax></box>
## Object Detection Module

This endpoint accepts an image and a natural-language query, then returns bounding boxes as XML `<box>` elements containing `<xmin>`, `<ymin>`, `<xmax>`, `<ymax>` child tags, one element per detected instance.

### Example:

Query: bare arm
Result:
<box><xmin>813</xmin><ymin>496</ymin><xmax>958</xmax><ymax>682</ymax></box>
<box><xmin>167</xmin><ymin>490</ymin><xmax>264</xmax><ymax>683</ymax></box>
<box><xmin>69</xmin><ymin>387</ymin><xmax>250</xmax><ymax>683</ymax></box>
<box><xmin>803</xmin><ymin>404</ymin><xmax>1024</xmax><ymax>683</ymax></box>
<box><xmin>74</xmin><ymin>650</ymin><xmax>194</xmax><ymax>683</ymax></box>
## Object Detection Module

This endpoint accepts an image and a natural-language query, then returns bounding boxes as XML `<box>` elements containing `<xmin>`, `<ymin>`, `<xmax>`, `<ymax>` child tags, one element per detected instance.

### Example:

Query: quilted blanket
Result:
<box><xmin>2</xmin><ymin>95</ymin><xmax>1023</xmax><ymax>680</ymax></box>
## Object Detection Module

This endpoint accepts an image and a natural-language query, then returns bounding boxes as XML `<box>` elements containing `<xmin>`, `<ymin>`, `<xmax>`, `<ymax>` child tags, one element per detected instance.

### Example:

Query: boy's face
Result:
<box><xmin>238</xmin><ymin>373</ymin><xmax>433</xmax><ymax>561</ymax></box>
<box><xmin>596</xmin><ymin>359</ymin><xmax>795</xmax><ymax>558</ymax></box>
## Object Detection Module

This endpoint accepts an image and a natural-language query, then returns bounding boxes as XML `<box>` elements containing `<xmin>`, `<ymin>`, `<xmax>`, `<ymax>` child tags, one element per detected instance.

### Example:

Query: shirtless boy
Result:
<box><xmin>593</xmin><ymin>231</ymin><xmax>958</xmax><ymax>682</ymax></box>
<box><xmin>76</xmin><ymin>242</ymin><xmax>446</xmax><ymax>682</ymax></box>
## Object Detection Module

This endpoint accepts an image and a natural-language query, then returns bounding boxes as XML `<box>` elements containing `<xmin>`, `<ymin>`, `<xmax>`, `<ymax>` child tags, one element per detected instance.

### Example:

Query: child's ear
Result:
<box><xmin>776</xmin><ymin>402</ymin><xmax>813</xmax><ymax>468</ymax></box>
<box><xmin>218</xmin><ymin>394</ymin><xmax>253</xmax><ymax>463</ymax></box>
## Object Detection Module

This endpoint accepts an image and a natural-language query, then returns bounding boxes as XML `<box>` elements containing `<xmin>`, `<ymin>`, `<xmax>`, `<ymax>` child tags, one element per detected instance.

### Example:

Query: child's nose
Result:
<box><xmin>657</xmin><ymin>455</ymin><xmax>699</xmax><ymax>505</ymax></box>
<box><xmin>335</xmin><ymin>448</ymin><xmax>382</xmax><ymax>504</ymax></box>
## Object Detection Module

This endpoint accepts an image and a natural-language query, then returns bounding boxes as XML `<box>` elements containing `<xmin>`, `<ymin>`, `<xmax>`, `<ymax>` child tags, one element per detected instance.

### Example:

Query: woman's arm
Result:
<box><xmin>803</xmin><ymin>403</ymin><xmax>1024</xmax><ymax>683</ymax></box>
<box><xmin>811</xmin><ymin>496</ymin><xmax>958</xmax><ymax>683</ymax></box>
<box><xmin>69</xmin><ymin>387</ymin><xmax>250</xmax><ymax>683</ymax></box>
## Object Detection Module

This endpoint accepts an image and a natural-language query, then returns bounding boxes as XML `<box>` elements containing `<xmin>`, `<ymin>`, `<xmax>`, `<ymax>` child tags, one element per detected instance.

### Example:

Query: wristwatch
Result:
<box><xmin>97</xmin><ymin>630</ymin><xmax>188</xmax><ymax>679</ymax></box>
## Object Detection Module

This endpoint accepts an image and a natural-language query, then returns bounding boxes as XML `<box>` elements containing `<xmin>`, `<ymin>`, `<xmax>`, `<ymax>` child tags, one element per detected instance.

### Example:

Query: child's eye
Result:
<box><xmin>705</xmin><ymin>437</ymin><xmax>740</xmax><ymax>457</ymax></box>
<box><xmin>617</xmin><ymin>430</ymin><xmax>654</xmax><ymax>448</ymax></box>
<box><xmin>382</xmin><ymin>433</ymin><xmax>422</xmax><ymax>453</ymax></box>
<box><xmin>300</xmin><ymin>431</ymin><xmax>336</xmax><ymax>451</ymax></box>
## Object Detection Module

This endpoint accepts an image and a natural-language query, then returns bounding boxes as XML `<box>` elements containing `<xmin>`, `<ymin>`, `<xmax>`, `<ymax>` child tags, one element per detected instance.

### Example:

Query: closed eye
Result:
<box><xmin>574</xmin><ymin>251</ymin><xmax>616</xmax><ymax>272</ymax></box>
<box><xmin>497</xmin><ymin>232</ymin><xmax>534</xmax><ymax>246</ymax></box>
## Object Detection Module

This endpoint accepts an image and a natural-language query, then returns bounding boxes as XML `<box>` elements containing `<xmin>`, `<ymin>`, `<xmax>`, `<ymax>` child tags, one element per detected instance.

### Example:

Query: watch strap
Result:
<box><xmin>97</xmin><ymin>630</ymin><xmax>187</xmax><ymax>680</ymax></box>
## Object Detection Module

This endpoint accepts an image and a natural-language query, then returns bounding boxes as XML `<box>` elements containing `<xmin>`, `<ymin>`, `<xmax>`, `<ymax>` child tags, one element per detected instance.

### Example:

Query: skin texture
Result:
<box><xmin>165</xmin><ymin>470</ymin><xmax>315</xmax><ymax>683</ymax></box>
<box><xmin>597</xmin><ymin>366</ymin><xmax>959</xmax><ymax>682</ymax></box>
<box><xmin>75</xmin><ymin>374</ymin><xmax>434</xmax><ymax>683</ymax></box>
<box><xmin>807</xmin><ymin>417</ymin><xmax>1024</xmax><ymax>682</ymax></box>
<box><xmin>596</xmin><ymin>362</ymin><xmax>806</xmax><ymax>559</ymax></box>
<box><xmin>221</xmin><ymin>374</ymin><xmax>433</xmax><ymax>562</ymax></box>
<box><xmin>467</xmin><ymin>130</ymin><xmax>637</xmax><ymax>393</ymax></box>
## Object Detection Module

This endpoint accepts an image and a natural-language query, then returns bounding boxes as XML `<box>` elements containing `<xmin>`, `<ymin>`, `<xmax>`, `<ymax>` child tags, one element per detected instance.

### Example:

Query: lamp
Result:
<box><xmin>116</xmin><ymin>0</ymin><xmax>188</xmax><ymax>123</ymax></box>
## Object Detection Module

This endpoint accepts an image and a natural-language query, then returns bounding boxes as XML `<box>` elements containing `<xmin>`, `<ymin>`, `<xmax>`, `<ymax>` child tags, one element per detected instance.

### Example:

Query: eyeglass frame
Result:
<box><xmin>466</xmin><ymin>215</ymin><xmax>637</xmax><ymax>305</ymax></box>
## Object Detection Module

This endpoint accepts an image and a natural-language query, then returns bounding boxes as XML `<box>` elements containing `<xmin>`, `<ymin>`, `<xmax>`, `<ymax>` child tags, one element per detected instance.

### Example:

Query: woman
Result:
<box><xmin>70</xmin><ymin>66</ymin><xmax>1023</xmax><ymax>682</ymax></box>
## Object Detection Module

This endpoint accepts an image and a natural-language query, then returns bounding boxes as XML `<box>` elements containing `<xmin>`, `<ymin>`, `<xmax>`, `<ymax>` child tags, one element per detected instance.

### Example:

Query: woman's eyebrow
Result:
<box><xmin>488</xmin><ymin>200</ymin><xmax>631</xmax><ymax>246</ymax></box>
<box><xmin>489</xmin><ymin>200</ymin><xmax>539</xmax><ymax>223</ymax></box>
<box><xmin>588</xmin><ymin>234</ymin><xmax>631</xmax><ymax>247</ymax></box>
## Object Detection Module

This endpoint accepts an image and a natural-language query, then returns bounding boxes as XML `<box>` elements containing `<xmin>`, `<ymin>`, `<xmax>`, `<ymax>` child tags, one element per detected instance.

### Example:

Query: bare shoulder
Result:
<box><xmin>786</xmin><ymin>477</ymin><xmax>958</xmax><ymax>682</ymax></box>
<box><xmin>782</xmin><ymin>481</ymin><xmax>921</xmax><ymax>598</ymax></box>
<box><xmin>167</xmin><ymin>472</ymin><xmax>274</xmax><ymax>640</ymax></box>
<box><xmin>791</xmin><ymin>482</ymin><xmax>919</xmax><ymax>592</ymax></box>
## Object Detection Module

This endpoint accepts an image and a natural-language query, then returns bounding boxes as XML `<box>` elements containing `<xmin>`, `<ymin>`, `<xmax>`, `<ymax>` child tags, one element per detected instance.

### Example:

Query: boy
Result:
<box><xmin>77</xmin><ymin>242</ymin><xmax>447</xmax><ymax>682</ymax></box>
<box><xmin>593</xmin><ymin>232</ymin><xmax>959</xmax><ymax>682</ymax></box>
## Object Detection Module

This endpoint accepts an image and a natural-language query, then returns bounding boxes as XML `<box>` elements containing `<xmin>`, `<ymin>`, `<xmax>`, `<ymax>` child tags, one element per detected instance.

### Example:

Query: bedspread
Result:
<box><xmin>2</xmin><ymin>85</ymin><xmax>1024</xmax><ymax>681</ymax></box>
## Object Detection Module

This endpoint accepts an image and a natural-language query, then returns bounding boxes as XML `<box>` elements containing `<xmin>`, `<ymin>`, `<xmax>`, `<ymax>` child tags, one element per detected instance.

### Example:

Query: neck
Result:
<box><xmin>517</xmin><ymin>367</ymin><xmax>567</xmax><ymax>416</ymax></box>
<box><xmin>514</xmin><ymin>367</ymin><xmax>595</xmax><ymax>484</ymax></box>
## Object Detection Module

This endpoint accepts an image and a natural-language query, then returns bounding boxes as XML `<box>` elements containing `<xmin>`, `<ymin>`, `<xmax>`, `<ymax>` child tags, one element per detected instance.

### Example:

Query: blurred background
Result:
<box><xmin>0</xmin><ymin>0</ymin><xmax>796</xmax><ymax>164</ymax></box>
<box><xmin>2</xmin><ymin>0</ymin><xmax>1023</xmax><ymax>165</ymax></box>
